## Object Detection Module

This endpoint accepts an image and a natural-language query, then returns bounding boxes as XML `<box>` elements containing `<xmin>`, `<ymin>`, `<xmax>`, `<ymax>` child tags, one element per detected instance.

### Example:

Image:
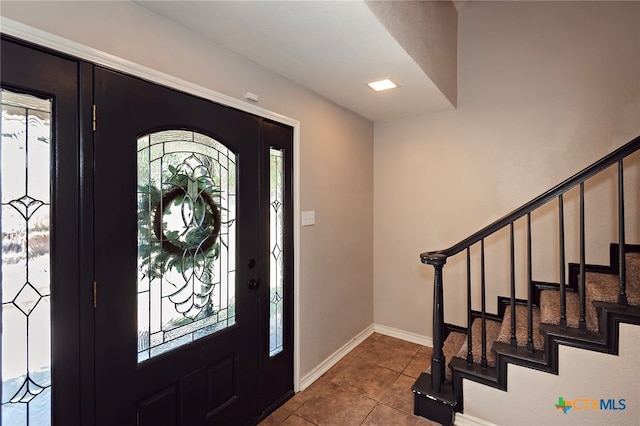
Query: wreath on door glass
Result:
<box><xmin>137</xmin><ymin>157</ymin><xmax>225</xmax><ymax>288</ymax></box>
<box><xmin>152</xmin><ymin>185</ymin><xmax>221</xmax><ymax>257</ymax></box>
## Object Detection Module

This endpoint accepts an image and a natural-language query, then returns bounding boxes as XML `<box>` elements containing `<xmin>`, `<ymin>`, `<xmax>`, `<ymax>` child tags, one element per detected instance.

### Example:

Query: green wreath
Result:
<box><xmin>152</xmin><ymin>185</ymin><xmax>221</xmax><ymax>257</ymax></box>
<box><xmin>138</xmin><ymin>162</ymin><xmax>225</xmax><ymax>284</ymax></box>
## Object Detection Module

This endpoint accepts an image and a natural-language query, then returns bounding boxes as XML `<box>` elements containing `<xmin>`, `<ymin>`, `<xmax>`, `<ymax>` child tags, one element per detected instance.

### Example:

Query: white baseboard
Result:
<box><xmin>298</xmin><ymin>324</ymin><xmax>375</xmax><ymax>390</ymax></box>
<box><xmin>373</xmin><ymin>323</ymin><xmax>433</xmax><ymax>347</ymax></box>
<box><xmin>455</xmin><ymin>413</ymin><xmax>497</xmax><ymax>426</ymax></box>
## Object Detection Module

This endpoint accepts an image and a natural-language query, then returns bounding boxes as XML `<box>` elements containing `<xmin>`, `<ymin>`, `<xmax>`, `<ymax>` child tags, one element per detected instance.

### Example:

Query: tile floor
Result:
<box><xmin>259</xmin><ymin>333</ymin><xmax>442</xmax><ymax>426</ymax></box>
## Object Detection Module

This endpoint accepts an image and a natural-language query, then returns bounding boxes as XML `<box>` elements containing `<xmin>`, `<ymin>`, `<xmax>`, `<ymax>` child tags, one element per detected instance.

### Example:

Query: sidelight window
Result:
<box><xmin>1</xmin><ymin>89</ymin><xmax>52</xmax><ymax>426</ymax></box>
<box><xmin>269</xmin><ymin>148</ymin><xmax>284</xmax><ymax>357</ymax></box>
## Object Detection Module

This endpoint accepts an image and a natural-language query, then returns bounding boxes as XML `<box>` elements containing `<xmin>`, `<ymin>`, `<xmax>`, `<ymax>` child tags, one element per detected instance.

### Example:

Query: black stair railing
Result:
<box><xmin>420</xmin><ymin>135</ymin><xmax>640</xmax><ymax>394</ymax></box>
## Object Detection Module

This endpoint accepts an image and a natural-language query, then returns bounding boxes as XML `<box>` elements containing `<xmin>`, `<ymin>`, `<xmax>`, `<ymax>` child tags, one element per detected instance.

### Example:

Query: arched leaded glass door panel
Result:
<box><xmin>137</xmin><ymin>130</ymin><xmax>237</xmax><ymax>362</ymax></box>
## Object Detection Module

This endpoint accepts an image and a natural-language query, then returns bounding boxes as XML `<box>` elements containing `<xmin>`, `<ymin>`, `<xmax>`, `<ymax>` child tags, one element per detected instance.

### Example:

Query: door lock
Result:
<box><xmin>248</xmin><ymin>278</ymin><xmax>260</xmax><ymax>290</ymax></box>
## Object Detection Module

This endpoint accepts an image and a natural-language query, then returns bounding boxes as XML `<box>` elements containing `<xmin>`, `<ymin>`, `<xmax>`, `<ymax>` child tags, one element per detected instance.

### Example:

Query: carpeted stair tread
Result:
<box><xmin>495</xmin><ymin>304</ymin><xmax>544</xmax><ymax>350</ymax></box>
<box><xmin>426</xmin><ymin>330</ymin><xmax>466</xmax><ymax>380</ymax></box>
<box><xmin>455</xmin><ymin>317</ymin><xmax>502</xmax><ymax>368</ymax></box>
<box><xmin>540</xmin><ymin>252</ymin><xmax>640</xmax><ymax>332</ymax></box>
<box><xmin>587</xmin><ymin>252</ymin><xmax>640</xmax><ymax>306</ymax></box>
<box><xmin>540</xmin><ymin>289</ymin><xmax>599</xmax><ymax>331</ymax></box>
<box><xmin>443</xmin><ymin>331</ymin><xmax>468</xmax><ymax>361</ymax></box>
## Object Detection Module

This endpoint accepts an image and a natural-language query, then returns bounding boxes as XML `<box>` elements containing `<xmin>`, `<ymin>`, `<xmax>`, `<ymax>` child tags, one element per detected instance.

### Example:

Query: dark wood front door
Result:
<box><xmin>94</xmin><ymin>67</ymin><xmax>269</xmax><ymax>426</ymax></box>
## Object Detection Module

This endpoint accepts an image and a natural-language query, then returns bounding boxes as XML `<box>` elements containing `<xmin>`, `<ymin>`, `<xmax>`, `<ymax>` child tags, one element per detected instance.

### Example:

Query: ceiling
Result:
<box><xmin>136</xmin><ymin>1</ymin><xmax>455</xmax><ymax>122</ymax></box>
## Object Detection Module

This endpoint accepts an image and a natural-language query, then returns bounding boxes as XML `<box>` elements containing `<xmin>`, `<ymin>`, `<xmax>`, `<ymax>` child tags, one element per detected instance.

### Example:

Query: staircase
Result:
<box><xmin>412</xmin><ymin>136</ymin><xmax>640</xmax><ymax>426</ymax></box>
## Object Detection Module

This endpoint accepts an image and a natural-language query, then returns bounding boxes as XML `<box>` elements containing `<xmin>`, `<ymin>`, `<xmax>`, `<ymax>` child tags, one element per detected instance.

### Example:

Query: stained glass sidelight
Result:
<box><xmin>269</xmin><ymin>148</ymin><xmax>284</xmax><ymax>357</ymax></box>
<box><xmin>137</xmin><ymin>130</ymin><xmax>236</xmax><ymax>362</ymax></box>
<box><xmin>1</xmin><ymin>90</ymin><xmax>53</xmax><ymax>426</ymax></box>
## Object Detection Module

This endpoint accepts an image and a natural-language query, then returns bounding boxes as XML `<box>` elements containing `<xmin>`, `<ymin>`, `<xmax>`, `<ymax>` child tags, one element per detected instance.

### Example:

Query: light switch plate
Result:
<box><xmin>301</xmin><ymin>211</ymin><xmax>315</xmax><ymax>226</ymax></box>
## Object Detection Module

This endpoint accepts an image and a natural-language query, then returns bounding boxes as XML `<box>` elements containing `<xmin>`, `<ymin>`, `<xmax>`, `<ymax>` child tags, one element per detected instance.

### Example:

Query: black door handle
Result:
<box><xmin>248</xmin><ymin>278</ymin><xmax>259</xmax><ymax>290</ymax></box>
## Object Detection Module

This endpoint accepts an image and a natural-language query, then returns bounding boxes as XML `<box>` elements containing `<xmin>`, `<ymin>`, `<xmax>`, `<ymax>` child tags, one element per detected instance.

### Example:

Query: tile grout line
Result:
<box><xmin>359</xmin><ymin>400</ymin><xmax>380</xmax><ymax>426</ymax></box>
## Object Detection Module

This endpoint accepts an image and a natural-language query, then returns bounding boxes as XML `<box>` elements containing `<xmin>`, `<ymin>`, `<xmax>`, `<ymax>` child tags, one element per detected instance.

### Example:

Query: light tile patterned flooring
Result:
<box><xmin>259</xmin><ymin>333</ymin><xmax>442</xmax><ymax>426</ymax></box>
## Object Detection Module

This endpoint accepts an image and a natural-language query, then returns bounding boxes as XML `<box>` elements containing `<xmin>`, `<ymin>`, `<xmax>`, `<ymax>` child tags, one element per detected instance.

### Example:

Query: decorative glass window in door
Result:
<box><xmin>269</xmin><ymin>148</ymin><xmax>284</xmax><ymax>357</ymax></box>
<box><xmin>1</xmin><ymin>89</ymin><xmax>52</xmax><ymax>426</ymax></box>
<box><xmin>137</xmin><ymin>130</ymin><xmax>236</xmax><ymax>362</ymax></box>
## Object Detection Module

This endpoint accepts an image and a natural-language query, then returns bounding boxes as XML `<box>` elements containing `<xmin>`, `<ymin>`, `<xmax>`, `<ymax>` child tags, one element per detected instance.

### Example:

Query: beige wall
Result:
<box><xmin>374</xmin><ymin>1</ymin><xmax>640</xmax><ymax>335</ymax></box>
<box><xmin>1</xmin><ymin>1</ymin><xmax>374</xmax><ymax>380</ymax></box>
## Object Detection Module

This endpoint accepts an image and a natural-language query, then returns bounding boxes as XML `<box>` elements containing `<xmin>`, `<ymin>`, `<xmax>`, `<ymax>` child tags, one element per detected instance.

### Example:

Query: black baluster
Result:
<box><xmin>579</xmin><ymin>183</ymin><xmax>587</xmax><ymax>333</ymax></box>
<box><xmin>510</xmin><ymin>222</ymin><xmax>517</xmax><ymax>349</ymax></box>
<box><xmin>481</xmin><ymin>239</ymin><xmax>488</xmax><ymax>369</ymax></box>
<box><xmin>618</xmin><ymin>160</ymin><xmax>628</xmax><ymax>306</ymax></box>
<box><xmin>467</xmin><ymin>247</ymin><xmax>473</xmax><ymax>365</ymax></box>
<box><xmin>559</xmin><ymin>194</ymin><xmax>567</xmax><ymax>329</ymax></box>
<box><xmin>527</xmin><ymin>213</ymin><xmax>534</xmax><ymax>353</ymax></box>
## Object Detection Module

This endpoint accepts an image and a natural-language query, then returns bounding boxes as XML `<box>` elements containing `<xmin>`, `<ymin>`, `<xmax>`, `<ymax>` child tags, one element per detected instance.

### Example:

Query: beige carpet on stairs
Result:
<box><xmin>585</xmin><ymin>252</ymin><xmax>640</xmax><ymax>305</ymax></box>
<box><xmin>495</xmin><ymin>304</ymin><xmax>544</xmax><ymax>350</ymax></box>
<box><xmin>426</xmin><ymin>319</ymin><xmax>501</xmax><ymax>380</ymax></box>
<box><xmin>539</xmin><ymin>290</ymin><xmax>598</xmax><ymax>331</ymax></box>
<box><xmin>540</xmin><ymin>252</ymin><xmax>640</xmax><ymax>331</ymax></box>
<box><xmin>455</xmin><ymin>317</ymin><xmax>502</xmax><ymax>368</ymax></box>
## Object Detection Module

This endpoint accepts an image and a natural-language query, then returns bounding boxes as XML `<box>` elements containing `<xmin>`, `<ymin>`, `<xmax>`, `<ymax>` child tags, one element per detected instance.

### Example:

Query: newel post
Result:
<box><xmin>422</xmin><ymin>252</ymin><xmax>447</xmax><ymax>393</ymax></box>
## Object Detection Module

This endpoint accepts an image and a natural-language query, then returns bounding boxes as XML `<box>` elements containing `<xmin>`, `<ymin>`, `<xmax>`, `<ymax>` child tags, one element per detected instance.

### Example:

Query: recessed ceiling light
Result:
<box><xmin>367</xmin><ymin>79</ymin><xmax>397</xmax><ymax>92</ymax></box>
